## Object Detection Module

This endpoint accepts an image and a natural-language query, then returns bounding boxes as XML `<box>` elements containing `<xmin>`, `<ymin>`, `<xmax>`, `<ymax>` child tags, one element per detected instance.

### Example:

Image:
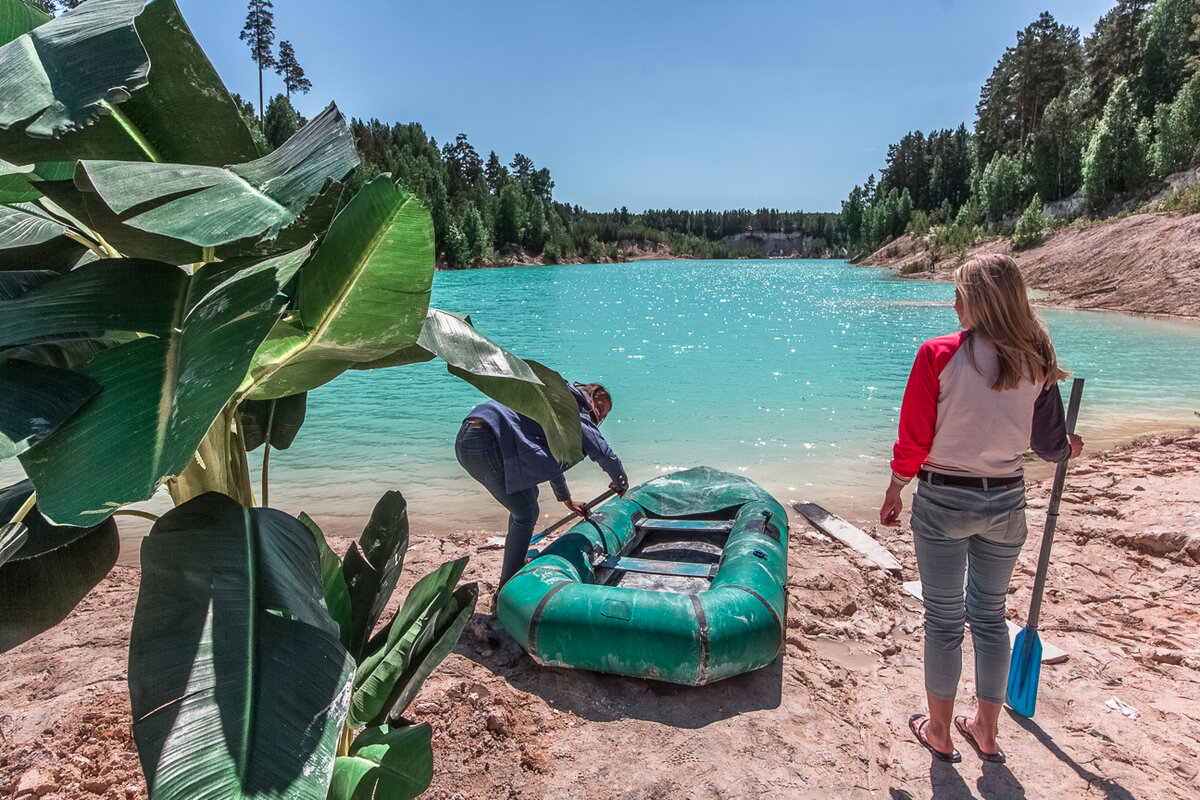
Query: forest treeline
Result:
<box><xmin>844</xmin><ymin>0</ymin><xmax>1200</xmax><ymax>257</ymax></box>
<box><xmin>201</xmin><ymin>1</ymin><xmax>1200</xmax><ymax>267</ymax></box>
<box><xmin>234</xmin><ymin>97</ymin><xmax>844</xmax><ymax>267</ymax></box>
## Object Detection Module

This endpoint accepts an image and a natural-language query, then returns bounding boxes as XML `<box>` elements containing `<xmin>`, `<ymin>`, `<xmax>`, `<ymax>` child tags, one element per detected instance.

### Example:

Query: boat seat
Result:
<box><xmin>594</xmin><ymin>554</ymin><xmax>718</xmax><ymax>579</ymax></box>
<box><xmin>634</xmin><ymin>518</ymin><xmax>734</xmax><ymax>533</ymax></box>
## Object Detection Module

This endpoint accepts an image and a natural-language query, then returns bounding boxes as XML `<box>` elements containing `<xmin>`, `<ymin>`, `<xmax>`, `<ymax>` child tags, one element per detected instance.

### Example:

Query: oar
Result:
<box><xmin>1007</xmin><ymin>377</ymin><xmax>1084</xmax><ymax>718</ymax></box>
<box><xmin>528</xmin><ymin>488</ymin><xmax>617</xmax><ymax>547</ymax></box>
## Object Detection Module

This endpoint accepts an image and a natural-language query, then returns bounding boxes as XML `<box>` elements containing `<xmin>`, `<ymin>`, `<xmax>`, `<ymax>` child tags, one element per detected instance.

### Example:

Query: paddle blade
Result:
<box><xmin>1007</xmin><ymin>626</ymin><xmax>1043</xmax><ymax>717</ymax></box>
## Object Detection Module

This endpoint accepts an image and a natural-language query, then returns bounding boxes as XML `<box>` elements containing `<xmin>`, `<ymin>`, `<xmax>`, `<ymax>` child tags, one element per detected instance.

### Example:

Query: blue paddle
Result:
<box><xmin>1007</xmin><ymin>377</ymin><xmax>1084</xmax><ymax>718</ymax></box>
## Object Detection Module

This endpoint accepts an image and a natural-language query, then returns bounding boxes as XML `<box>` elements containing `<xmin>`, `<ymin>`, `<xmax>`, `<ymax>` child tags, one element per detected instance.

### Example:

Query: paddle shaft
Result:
<box><xmin>1023</xmin><ymin>378</ymin><xmax>1084</xmax><ymax>632</ymax></box>
<box><xmin>528</xmin><ymin>488</ymin><xmax>617</xmax><ymax>545</ymax></box>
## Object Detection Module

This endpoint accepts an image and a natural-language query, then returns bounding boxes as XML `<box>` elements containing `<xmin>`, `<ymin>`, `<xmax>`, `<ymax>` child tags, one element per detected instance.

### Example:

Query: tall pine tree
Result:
<box><xmin>240</xmin><ymin>0</ymin><xmax>277</xmax><ymax>123</ymax></box>
<box><xmin>275</xmin><ymin>40</ymin><xmax>312</xmax><ymax>101</ymax></box>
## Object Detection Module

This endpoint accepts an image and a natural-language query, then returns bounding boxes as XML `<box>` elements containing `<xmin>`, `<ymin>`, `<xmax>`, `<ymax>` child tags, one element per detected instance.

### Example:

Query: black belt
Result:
<box><xmin>918</xmin><ymin>469</ymin><xmax>1023</xmax><ymax>490</ymax></box>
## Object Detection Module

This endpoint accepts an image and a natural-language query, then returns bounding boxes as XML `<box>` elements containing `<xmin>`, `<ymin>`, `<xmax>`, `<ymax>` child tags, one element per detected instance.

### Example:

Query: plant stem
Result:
<box><xmin>167</xmin><ymin>403</ymin><xmax>255</xmax><ymax>508</ymax></box>
<box><xmin>262</xmin><ymin>444</ymin><xmax>271</xmax><ymax>508</ymax></box>
<box><xmin>337</xmin><ymin>723</ymin><xmax>353</xmax><ymax>757</ymax></box>
<box><xmin>10</xmin><ymin>492</ymin><xmax>36</xmax><ymax>526</ymax></box>
<box><xmin>102</xmin><ymin>101</ymin><xmax>163</xmax><ymax>163</ymax></box>
<box><xmin>62</xmin><ymin>229</ymin><xmax>106</xmax><ymax>258</ymax></box>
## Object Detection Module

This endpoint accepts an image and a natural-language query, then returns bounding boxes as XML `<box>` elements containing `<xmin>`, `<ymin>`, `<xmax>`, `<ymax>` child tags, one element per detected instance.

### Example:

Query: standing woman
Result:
<box><xmin>880</xmin><ymin>254</ymin><xmax>1082</xmax><ymax>764</ymax></box>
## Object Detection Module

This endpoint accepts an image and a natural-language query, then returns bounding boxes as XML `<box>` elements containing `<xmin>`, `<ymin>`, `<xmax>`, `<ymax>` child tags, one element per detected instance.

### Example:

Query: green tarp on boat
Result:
<box><xmin>497</xmin><ymin>466</ymin><xmax>788</xmax><ymax>685</ymax></box>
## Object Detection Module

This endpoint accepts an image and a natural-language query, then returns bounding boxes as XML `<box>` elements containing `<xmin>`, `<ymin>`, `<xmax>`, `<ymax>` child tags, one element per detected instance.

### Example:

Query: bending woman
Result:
<box><xmin>880</xmin><ymin>254</ymin><xmax>1082</xmax><ymax>764</ymax></box>
<box><xmin>456</xmin><ymin>382</ymin><xmax>628</xmax><ymax>593</ymax></box>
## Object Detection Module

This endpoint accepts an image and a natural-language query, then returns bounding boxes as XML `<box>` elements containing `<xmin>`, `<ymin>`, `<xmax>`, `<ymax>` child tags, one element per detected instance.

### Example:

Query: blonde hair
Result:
<box><xmin>955</xmin><ymin>254</ymin><xmax>1068</xmax><ymax>390</ymax></box>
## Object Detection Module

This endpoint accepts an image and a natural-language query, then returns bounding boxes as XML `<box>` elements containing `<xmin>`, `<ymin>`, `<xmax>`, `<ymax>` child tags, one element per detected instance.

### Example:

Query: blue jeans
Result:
<box><xmin>912</xmin><ymin>479</ymin><xmax>1028</xmax><ymax>705</ymax></box>
<box><xmin>455</xmin><ymin>421</ymin><xmax>539</xmax><ymax>588</ymax></box>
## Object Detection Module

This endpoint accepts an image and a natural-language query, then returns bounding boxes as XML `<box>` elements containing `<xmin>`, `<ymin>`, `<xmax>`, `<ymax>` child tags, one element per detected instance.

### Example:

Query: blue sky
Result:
<box><xmin>176</xmin><ymin>0</ymin><xmax>1118</xmax><ymax>213</ymax></box>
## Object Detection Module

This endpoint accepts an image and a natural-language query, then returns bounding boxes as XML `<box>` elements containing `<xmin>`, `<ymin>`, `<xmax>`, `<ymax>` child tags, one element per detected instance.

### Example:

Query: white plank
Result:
<box><xmin>792</xmin><ymin>501</ymin><xmax>903</xmax><ymax>574</ymax></box>
<box><xmin>902</xmin><ymin>580</ymin><xmax>1068</xmax><ymax>664</ymax></box>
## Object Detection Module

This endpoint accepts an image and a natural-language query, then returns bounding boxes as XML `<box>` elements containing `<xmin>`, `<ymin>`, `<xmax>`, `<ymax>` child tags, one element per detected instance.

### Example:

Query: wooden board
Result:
<box><xmin>792</xmin><ymin>501</ymin><xmax>903</xmax><ymax>574</ymax></box>
<box><xmin>635</xmin><ymin>519</ymin><xmax>734</xmax><ymax>533</ymax></box>
<box><xmin>901</xmin><ymin>580</ymin><xmax>1068</xmax><ymax>664</ymax></box>
<box><xmin>594</xmin><ymin>554</ymin><xmax>717</xmax><ymax>579</ymax></box>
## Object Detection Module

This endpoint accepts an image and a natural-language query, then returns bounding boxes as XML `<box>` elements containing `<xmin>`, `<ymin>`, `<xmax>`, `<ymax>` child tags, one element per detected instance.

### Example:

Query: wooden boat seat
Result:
<box><xmin>633</xmin><ymin>518</ymin><xmax>734</xmax><ymax>533</ymax></box>
<box><xmin>594</xmin><ymin>554</ymin><xmax>719</xmax><ymax>579</ymax></box>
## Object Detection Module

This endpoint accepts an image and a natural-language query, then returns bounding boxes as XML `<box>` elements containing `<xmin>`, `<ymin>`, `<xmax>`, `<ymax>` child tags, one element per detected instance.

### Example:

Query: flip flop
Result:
<box><xmin>954</xmin><ymin>716</ymin><xmax>1006</xmax><ymax>763</ymax></box>
<box><xmin>908</xmin><ymin>713</ymin><xmax>961</xmax><ymax>763</ymax></box>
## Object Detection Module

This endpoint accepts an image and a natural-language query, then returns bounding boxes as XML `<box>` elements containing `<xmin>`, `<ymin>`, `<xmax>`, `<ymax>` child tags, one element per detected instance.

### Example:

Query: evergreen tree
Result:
<box><xmin>239</xmin><ymin>0</ymin><xmax>277</xmax><ymax>123</ymax></box>
<box><xmin>509</xmin><ymin>153</ymin><xmax>535</xmax><ymax>182</ymax></box>
<box><xmin>523</xmin><ymin>194</ymin><xmax>548</xmax><ymax>252</ymax></box>
<box><xmin>976</xmin><ymin>13</ymin><xmax>1083</xmax><ymax>161</ymax></box>
<box><xmin>1085</xmin><ymin>0</ymin><xmax>1151</xmax><ymax>116</ymax></box>
<box><xmin>496</xmin><ymin>183</ymin><xmax>526</xmax><ymax>245</ymax></box>
<box><xmin>442</xmin><ymin>134</ymin><xmax>484</xmax><ymax>199</ymax></box>
<box><xmin>484</xmin><ymin>151</ymin><xmax>507</xmax><ymax>194</ymax></box>
<box><xmin>263</xmin><ymin>93</ymin><xmax>301</xmax><ymax>149</ymax></box>
<box><xmin>275</xmin><ymin>41</ymin><xmax>311</xmax><ymax>101</ymax></box>
<box><xmin>1137</xmin><ymin>0</ymin><xmax>1200</xmax><ymax>114</ymax></box>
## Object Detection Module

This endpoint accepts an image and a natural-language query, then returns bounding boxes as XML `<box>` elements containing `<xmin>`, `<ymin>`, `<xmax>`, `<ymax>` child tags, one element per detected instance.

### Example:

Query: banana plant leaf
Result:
<box><xmin>348</xmin><ymin>558</ymin><xmax>473</xmax><ymax>728</ymax></box>
<box><xmin>0</xmin><ymin>0</ymin><xmax>149</xmax><ymax>139</ymax></box>
<box><xmin>240</xmin><ymin>393</ymin><xmax>307</xmax><ymax>452</ymax></box>
<box><xmin>328</xmin><ymin>723</ymin><xmax>433</xmax><ymax>800</ymax></box>
<box><xmin>0</xmin><ymin>0</ymin><xmax>49</xmax><ymax>46</ymax></box>
<box><xmin>14</xmin><ymin>246</ymin><xmax>309</xmax><ymax>527</ymax></box>
<box><xmin>0</xmin><ymin>359</ymin><xmax>100</xmax><ymax>459</ymax></box>
<box><xmin>298</xmin><ymin>512</ymin><xmax>351</xmax><ymax>637</ymax></box>
<box><xmin>0</xmin><ymin>0</ymin><xmax>258</xmax><ymax>167</ymax></box>
<box><xmin>0</xmin><ymin>158</ymin><xmax>40</xmax><ymax>203</ymax></box>
<box><xmin>342</xmin><ymin>491</ymin><xmax>409</xmax><ymax>659</ymax></box>
<box><xmin>0</xmin><ymin>235</ymin><xmax>91</xmax><ymax>272</ymax></box>
<box><xmin>129</xmin><ymin>492</ymin><xmax>355</xmax><ymax>800</ymax></box>
<box><xmin>356</xmin><ymin>308</ymin><xmax>584</xmax><ymax>466</ymax></box>
<box><xmin>0</xmin><ymin>201</ymin><xmax>67</xmax><ymax>249</ymax></box>
<box><xmin>0</xmin><ymin>521</ymin><xmax>25</xmax><ymax>566</ymax></box>
<box><xmin>72</xmin><ymin>103</ymin><xmax>357</xmax><ymax>249</ymax></box>
<box><xmin>0</xmin><ymin>268</ymin><xmax>55</xmax><ymax>299</ymax></box>
<box><xmin>0</xmin><ymin>480</ymin><xmax>120</xmax><ymax>653</ymax></box>
<box><xmin>34</xmin><ymin>178</ymin><xmax>207</xmax><ymax>265</ymax></box>
<box><xmin>241</xmin><ymin>176</ymin><xmax>434</xmax><ymax>401</ymax></box>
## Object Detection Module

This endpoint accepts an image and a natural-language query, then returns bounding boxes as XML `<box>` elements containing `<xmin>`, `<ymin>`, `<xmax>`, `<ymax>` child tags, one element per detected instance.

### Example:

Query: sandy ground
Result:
<box><xmin>3</xmin><ymin>430</ymin><xmax>1199</xmax><ymax>800</ymax></box>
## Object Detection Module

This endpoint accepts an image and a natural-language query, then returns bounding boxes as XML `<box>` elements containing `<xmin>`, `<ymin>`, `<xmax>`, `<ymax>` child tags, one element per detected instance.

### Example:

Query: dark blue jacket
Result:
<box><xmin>466</xmin><ymin>385</ymin><xmax>627</xmax><ymax>500</ymax></box>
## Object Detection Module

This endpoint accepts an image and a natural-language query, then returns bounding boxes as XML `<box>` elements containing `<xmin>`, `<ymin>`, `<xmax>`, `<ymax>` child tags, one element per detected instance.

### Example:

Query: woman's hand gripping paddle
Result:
<box><xmin>1007</xmin><ymin>377</ymin><xmax>1084</xmax><ymax>718</ymax></box>
<box><xmin>524</xmin><ymin>488</ymin><xmax>617</xmax><ymax>559</ymax></box>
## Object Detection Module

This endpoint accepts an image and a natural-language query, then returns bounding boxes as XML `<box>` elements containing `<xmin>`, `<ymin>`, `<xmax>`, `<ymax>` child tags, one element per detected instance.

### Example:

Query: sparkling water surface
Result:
<box><xmin>5</xmin><ymin>259</ymin><xmax>1199</xmax><ymax>538</ymax></box>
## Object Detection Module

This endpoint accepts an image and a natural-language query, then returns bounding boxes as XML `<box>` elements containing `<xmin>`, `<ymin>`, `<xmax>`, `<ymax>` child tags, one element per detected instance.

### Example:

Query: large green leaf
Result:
<box><xmin>14</xmin><ymin>247</ymin><xmax>308</xmax><ymax>526</ymax></box>
<box><xmin>129</xmin><ymin>492</ymin><xmax>354</xmax><ymax>800</ymax></box>
<box><xmin>240</xmin><ymin>393</ymin><xmax>307</xmax><ymax>452</ymax></box>
<box><xmin>0</xmin><ymin>201</ymin><xmax>66</xmax><ymax>249</ymax></box>
<box><xmin>0</xmin><ymin>480</ymin><xmax>120</xmax><ymax>653</ymax></box>
<box><xmin>0</xmin><ymin>0</ymin><xmax>258</xmax><ymax>167</ymax></box>
<box><xmin>348</xmin><ymin>558</ymin><xmax>474</xmax><ymax>728</ymax></box>
<box><xmin>354</xmin><ymin>308</ymin><xmax>585</xmax><ymax>466</ymax></box>
<box><xmin>242</xmin><ymin>176</ymin><xmax>434</xmax><ymax>400</ymax></box>
<box><xmin>0</xmin><ymin>0</ymin><xmax>149</xmax><ymax>138</ymax></box>
<box><xmin>342</xmin><ymin>491</ymin><xmax>409</xmax><ymax>660</ymax></box>
<box><xmin>0</xmin><ymin>521</ymin><xmax>25</xmax><ymax>567</ymax></box>
<box><xmin>0</xmin><ymin>359</ymin><xmax>100</xmax><ymax>459</ymax></box>
<box><xmin>0</xmin><ymin>0</ymin><xmax>49</xmax><ymax>47</ymax></box>
<box><xmin>328</xmin><ymin>724</ymin><xmax>433</xmax><ymax>800</ymax></box>
<box><xmin>0</xmin><ymin>158</ymin><xmax>40</xmax><ymax>203</ymax></box>
<box><xmin>73</xmin><ymin>103</ymin><xmax>358</xmax><ymax>248</ymax></box>
<box><xmin>298</xmin><ymin>512</ymin><xmax>351</xmax><ymax>639</ymax></box>
<box><xmin>0</xmin><ymin>268</ymin><xmax>55</xmax><ymax>299</ymax></box>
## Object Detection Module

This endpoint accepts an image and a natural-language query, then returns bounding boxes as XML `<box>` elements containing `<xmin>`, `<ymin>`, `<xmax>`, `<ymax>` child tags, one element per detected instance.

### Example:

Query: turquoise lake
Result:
<box><xmin>5</xmin><ymin>259</ymin><xmax>1200</xmax><ymax>536</ymax></box>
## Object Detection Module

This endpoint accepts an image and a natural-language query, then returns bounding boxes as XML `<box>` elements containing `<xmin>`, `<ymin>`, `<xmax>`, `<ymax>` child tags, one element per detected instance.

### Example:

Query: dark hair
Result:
<box><xmin>575</xmin><ymin>383</ymin><xmax>612</xmax><ymax>419</ymax></box>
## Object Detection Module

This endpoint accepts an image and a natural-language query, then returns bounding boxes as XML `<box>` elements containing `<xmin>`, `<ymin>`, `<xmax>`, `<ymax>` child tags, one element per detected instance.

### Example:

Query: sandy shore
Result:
<box><xmin>3</xmin><ymin>430</ymin><xmax>1199</xmax><ymax>799</ymax></box>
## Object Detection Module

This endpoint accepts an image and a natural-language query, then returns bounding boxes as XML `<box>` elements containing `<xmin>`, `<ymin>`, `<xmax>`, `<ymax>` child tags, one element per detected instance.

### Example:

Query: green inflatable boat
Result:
<box><xmin>496</xmin><ymin>466</ymin><xmax>788</xmax><ymax>685</ymax></box>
